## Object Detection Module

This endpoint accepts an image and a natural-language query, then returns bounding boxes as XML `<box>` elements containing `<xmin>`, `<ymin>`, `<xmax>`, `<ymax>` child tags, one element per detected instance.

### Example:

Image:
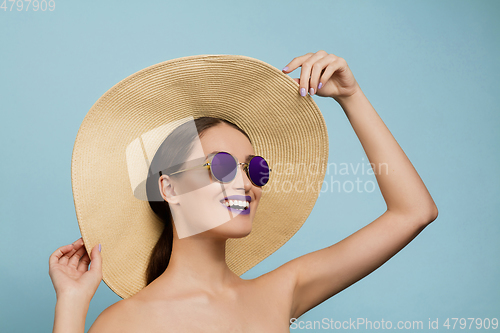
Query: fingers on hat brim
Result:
<box><xmin>49</xmin><ymin>244</ymin><xmax>74</xmax><ymax>266</ymax></box>
<box><xmin>88</xmin><ymin>244</ymin><xmax>102</xmax><ymax>275</ymax></box>
<box><xmin>68</xmin><ymin>244</ymin><xmax>87</xmax><ymax>268</ymax></box>
<box><xmin>77</xmin><ymin>251</ymin><xmax>91</xmax><ymax>272</ymax></box>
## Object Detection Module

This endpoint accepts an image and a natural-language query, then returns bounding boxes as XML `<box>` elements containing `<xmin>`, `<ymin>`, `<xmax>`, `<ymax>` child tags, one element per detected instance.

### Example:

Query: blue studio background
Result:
<box><xmin>1</xmin><ymin>1</ymin><xmax>499</xmax><ymax>332</ymax></box>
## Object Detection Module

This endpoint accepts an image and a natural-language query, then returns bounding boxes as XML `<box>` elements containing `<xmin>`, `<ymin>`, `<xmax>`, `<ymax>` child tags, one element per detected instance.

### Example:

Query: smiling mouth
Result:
<box><xmin>219</xmin><ymin>195</ymin><xmax>252</xmax><ymax>211</ymax></box>
<box><xmin>220</xmin><ymin>199</ymin><xmax>250</xmax><ymax>210</ymax></box>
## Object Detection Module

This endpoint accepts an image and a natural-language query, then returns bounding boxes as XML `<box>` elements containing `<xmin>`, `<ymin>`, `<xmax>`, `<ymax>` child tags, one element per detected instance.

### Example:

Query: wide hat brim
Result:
<box><xmin>72</xmin><ymin>54</ymin><xmax>329</xmax><ymax>299</ymax></box>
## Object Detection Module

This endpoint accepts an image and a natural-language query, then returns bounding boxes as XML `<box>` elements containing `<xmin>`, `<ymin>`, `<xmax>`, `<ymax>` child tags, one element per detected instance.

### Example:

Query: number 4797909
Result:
<box><xmin>1</xmin><ymin>0</ymin><xmax>55</xmax><ymax>11</ymax></box>
<box><xmin>443</xmin><ymin>318</ymin><xmax>498</xmax><ymax>330</ymax></box>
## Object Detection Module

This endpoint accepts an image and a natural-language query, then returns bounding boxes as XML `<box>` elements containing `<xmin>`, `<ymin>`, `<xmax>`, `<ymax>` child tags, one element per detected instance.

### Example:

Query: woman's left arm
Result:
<box><xmin>268</xmin><ymin>50</ymin><xmax>438</xmax><ymax>321</ymax></box>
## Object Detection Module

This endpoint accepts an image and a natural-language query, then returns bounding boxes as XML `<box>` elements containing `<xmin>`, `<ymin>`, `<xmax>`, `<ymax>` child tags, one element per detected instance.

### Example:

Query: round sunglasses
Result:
<box><xmin>167</xmin><ymin>151</ymin><xmax>272</xmax><ymax>187</ymax></box>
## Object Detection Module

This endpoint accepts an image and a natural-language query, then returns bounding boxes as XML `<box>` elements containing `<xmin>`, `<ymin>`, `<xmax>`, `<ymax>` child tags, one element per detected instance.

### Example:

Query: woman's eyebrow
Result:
<box><xmin>206</xmin><ymin>151</ymin><xmax>255</xmax><ymax>162</ymax></box>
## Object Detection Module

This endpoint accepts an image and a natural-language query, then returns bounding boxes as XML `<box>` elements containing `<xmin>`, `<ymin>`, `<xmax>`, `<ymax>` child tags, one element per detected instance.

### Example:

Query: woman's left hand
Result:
<box><xmin>282</xmin><ymin>50</ymin><xmax>360</xmax><ymax>101</ymax></box>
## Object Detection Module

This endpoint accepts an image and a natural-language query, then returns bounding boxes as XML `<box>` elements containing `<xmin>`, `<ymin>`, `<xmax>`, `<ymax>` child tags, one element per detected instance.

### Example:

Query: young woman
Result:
<box><xmin>49</xmin><ymin>50</ymin><xmax>438</xmax><ymax>332</ymax></box>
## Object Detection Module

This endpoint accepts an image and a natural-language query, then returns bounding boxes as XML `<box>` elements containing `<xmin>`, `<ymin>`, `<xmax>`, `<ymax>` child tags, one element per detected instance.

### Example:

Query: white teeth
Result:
<box><xmin>222</xmin><ymin>199</ymin><xmax>250</xmax><ymax>209</ymax></box>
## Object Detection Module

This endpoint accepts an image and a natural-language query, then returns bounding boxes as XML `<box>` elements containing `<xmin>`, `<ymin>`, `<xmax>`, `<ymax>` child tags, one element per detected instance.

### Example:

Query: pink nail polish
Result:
<box><xmin>99</xmin><ymin>243</ymin><xmax>101</xmax><ymax>252</ymax></box>
<box><xmin>318</xmin><ymin>82</ymin><xmax>323</xmax><ymax>89</ymax></box>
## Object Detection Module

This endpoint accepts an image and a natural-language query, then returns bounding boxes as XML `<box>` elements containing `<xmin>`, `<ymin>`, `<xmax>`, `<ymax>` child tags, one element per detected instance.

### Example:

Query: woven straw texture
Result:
<box><xmin>71</xmin><ymin>54</ymin><xmax>329</xmax><ymax>299</ymax></box>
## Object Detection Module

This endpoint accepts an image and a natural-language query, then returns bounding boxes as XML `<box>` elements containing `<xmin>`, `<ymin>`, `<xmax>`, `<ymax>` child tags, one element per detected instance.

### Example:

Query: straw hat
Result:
<box><xmin>72</xmin><ymin>54</ymin><xmax>329</xmax><ymax>299</ymax></box>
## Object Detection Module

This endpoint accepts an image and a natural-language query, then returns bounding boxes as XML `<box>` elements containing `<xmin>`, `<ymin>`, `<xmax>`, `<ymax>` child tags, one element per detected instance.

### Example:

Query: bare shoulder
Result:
<box><xmin>87</xmin><ymin>298</ymin><xmax>142</xmax><ymax>333</ymax></box>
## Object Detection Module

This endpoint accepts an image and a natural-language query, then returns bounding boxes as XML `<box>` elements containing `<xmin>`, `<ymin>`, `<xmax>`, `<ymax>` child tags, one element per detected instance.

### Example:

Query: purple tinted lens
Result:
<box><xmin>248</xmin><ymin>156</ymin><xmax>270</xmax><ymax>186</ymax></box>
<box><xmin>211</xmin><ymin>152</ymin><xmax>237</xmax><ymax>182</ymax></box>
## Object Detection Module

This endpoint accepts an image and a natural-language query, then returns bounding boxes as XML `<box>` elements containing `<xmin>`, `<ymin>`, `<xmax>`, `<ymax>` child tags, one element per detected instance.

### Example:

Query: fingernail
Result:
<box><xmin>300</xmin><ymin>88</ymin><xmax>306</xmax><ymax>97</ymax></box>
<box><xmin>282</xmin><ymin>66</ymin><xmax>289</xmax><ymax>72</ymax></box>
<box><xmin>99</xmin><ymin>243</ymin><xmax>101</xmax><ymax>252</ymax></box>
<box><xmin>318</xmin><ymin>82</ymin><xmax>323</xmax><ymax>89</ymax></box>
<box><xmin>309</xmin><ymin>88</ymin><xmax>315</xmax><ymax>95</ymax></box>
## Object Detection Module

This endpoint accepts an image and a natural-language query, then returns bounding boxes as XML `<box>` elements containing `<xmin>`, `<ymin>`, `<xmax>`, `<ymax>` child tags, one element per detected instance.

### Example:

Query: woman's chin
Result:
<box><xmin>212</xmin><ymin>217</ymin><xmax>253</xmax><ymax>238</ymax></box>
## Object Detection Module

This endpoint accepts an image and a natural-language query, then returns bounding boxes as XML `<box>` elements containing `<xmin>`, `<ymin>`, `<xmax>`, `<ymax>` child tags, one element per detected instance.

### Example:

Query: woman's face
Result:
<box><xmin>163</xmin><ymin>123</ymin><xmax>262</xmax><ymax>240</ymax></box>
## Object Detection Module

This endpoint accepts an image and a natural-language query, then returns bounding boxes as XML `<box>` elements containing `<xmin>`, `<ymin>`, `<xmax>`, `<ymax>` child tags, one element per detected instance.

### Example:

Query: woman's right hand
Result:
<box><xmin>49</xmin><ymin>238</ymin><xmax>102</xmax><ymax>302</ymax></box>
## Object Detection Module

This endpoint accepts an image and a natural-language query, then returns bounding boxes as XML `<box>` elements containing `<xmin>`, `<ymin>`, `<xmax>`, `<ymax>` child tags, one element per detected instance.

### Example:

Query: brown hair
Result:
<box><xmin>145</xmin><ymin>116</ymin><xmax>251</xmax><ymax>285</ymax></box>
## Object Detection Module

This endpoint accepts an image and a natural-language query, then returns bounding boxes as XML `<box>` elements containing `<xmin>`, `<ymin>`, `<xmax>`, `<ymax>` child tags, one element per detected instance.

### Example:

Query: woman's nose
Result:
<box><xmin>233</xmin><ymin>164</ymin><xmax>252</xmax><ymax>190</ymax></box>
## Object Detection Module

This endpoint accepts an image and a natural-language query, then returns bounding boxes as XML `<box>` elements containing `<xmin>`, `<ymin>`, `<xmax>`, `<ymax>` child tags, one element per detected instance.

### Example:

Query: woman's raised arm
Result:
<box><xmin>263</xmin><ymin>50</ymin><xmax>438</xmax><ymax>320</ymax></box>
<box><xmin>49</xmin><ymin>238</ymin><xmax>102</xmax><ymax>333</ymax></box>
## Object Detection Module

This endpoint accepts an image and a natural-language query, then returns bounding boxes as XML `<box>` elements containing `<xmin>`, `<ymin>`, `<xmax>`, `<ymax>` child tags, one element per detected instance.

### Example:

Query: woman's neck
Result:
<box><xmin>151</xmin><ymin>235</ymin><xmax>241</xmax><ymax>298</ymax></box>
